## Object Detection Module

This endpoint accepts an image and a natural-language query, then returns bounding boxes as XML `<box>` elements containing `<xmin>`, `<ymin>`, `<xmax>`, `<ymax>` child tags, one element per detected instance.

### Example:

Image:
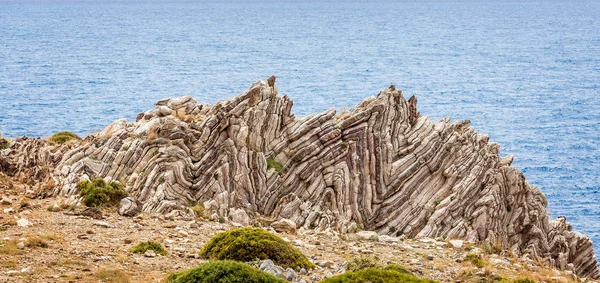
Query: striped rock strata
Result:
<box><xmin>1</xmin><ymin>78</ymin><xmax>598</xmax><ymax>278</ymax></box>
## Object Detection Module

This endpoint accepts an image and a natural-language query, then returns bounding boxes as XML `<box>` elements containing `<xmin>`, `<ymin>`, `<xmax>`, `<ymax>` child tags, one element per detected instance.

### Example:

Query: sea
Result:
<box><xmin>1</xmin><ymin>0</ymin><xmax>599</xmax><ymax>256</ymax></box>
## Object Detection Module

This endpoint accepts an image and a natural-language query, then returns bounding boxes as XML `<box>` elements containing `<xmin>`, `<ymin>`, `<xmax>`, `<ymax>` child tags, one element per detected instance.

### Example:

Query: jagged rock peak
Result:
<box><xmin>1</xmin><ymin>78</ymin><xmax>598</xmax><ymax>279</ymax></box>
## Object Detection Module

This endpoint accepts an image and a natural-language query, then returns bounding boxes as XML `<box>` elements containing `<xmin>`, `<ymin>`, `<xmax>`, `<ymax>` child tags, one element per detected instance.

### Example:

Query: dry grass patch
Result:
<box><xmin>95</xmin><ymin>268</ymin><xmax>131</xmax><ymax>283</ymax></box>
<box><xmin>1</xmin><ymin>259</ymin><xmax>17</xmax><ymax>268</ymax></box>
<box><xmin>0</xmin><ymin>240</ymin><xmax>22</xmax><ymax>256</ymax></box>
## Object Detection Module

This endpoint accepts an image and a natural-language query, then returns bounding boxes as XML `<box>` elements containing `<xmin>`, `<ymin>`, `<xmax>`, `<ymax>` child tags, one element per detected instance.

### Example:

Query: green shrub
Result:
<box><xmin>49</xmin><ymin>131</ymin><xmax>81</xmax><ymax>145</ymax></box>
<box><xmin>78</xmin><ymin>178</ymin><xmax>127</xmax><ymax>207</ymax></box>
<box><xmin>513</xmin><ymin>279</ymin><xmax>535</xmax><ymax>283</ymax></box>
<box><xmin>167</xmin><ymin>260</ymin><xmax>286</xmax><ymax>283</ymax></box>
<box><xmin>266</xmin><ymin>157</ymin><xmax>283</xmax><ymax>175</ymax></box>
<box><xmin>465</xmin><ymin>253</ymin><xmax>484</xmax><ymax>268</ymax></box>
<box><xmin>320</xmin><ymin>267</ymin><xmax>437</xmax><ymax>283</ymax></box>
<box><xmin>383</xmin><ymin>264</ymin><xmax>411</xmax><ymax>275</ymax></box>
<box><xmin>200</xmin><ymin>227</ymin><xmax>314</xmax><ymax>269</ymax></box>
<box><xmin>131</xmin><ymin>241</ymin><xmax>168</xmax><ymax>256</ymax></box>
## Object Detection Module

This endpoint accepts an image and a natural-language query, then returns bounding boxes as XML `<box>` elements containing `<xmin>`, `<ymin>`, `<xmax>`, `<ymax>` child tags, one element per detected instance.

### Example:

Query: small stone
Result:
<box><xmin>21</xmin><ymin>266</ymin><xmax>33</xmax><ymax>274</ymax></box>
<box><xmin>299</xmin><ymin>268</ymin><xmax>307</xmax><ymax>275</ymax></box>
<box><xmin>427</xmin><ymin>255</ymin><xmax>434</xmax><ymax>260</ymax></box>
<box><xmin>3</xmin><ymin>208</ymin><xmax>13</xmax><ymax>214</ymax></box>
<box><xmin>86</xmin><ymin>229</ymin><xmax>95</xmax><ymax>234</ymax></box>
<box><xmin>1</xmin><ymin>197</ymin><xmax>12</xmax><ymax>205</ymax></box>
<box><xmin>124</xmin><ymin>239</ymin><xmax>132</xmax><ymax>244</ymax></box>
<box><xmin>144</xmin><ymin>250</ymin><xmax>157</xmax><ymax>257</ymax></box>
<box><xmin>16</xmin><ymin>218</ymin><xmax>30</xmax><ymax>227</ymax></box>
<box><xmin>16</xmin><ymin>242</ymin><xmax>25</xmax><ymax>249</ymax></box>
<box><xmin>379</xmin><ymin>235</ymin><xmax>399</xmax><ymax>243</ymax></box>
<box><xmin>49</xmin><ymin>204</ymin><xmax>61</xmax><ymax>212</ymax></box>
<box><xmin>93</xmin><ymin>221</ymin><xmax>114</xmax><ymax>228</ymax></box>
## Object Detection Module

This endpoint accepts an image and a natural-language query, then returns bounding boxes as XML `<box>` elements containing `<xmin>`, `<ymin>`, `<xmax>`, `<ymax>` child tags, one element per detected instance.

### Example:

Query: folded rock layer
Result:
<box><xmin>1</xmin><ymin>78</ymin><xmax>598</xmax><ymax>278</ymax></box>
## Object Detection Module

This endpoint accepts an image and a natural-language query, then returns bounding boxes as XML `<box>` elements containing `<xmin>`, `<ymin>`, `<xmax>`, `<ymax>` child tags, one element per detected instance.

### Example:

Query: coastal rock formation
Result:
<box><xmin>0</xmin><ymin>78</ymin><xmax>598</xmax><ymax>278</ymax></box>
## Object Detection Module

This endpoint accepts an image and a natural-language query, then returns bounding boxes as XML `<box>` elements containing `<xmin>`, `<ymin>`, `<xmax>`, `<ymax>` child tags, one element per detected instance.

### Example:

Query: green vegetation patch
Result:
<box><xmin>78</xmin><ymin>178</ymin><xmax>127</xmax><ymax>208</ymax></box>
<box><xmin>320</xmin><ymin>267</ymin><xmax>437</xmax><ymax>283</ymax></box>
<box><xmin>266</xmin><ymin>157</ymin><xmax>284</xmax><ymax>175</ymax></box>
<box><xmin>131</xmin><ymin>241</ymin><xmax>168</xmax><ymax>256</ymax></box>
<box><xmin>200</xmin><ymin>227</ymin><xmax>314</xmax><ymax>269</ymax></box>
<box><xmin>49</xmin><ymin>131</ymin><xmax>81</xmax><ymax>145</ymax></box>
<box><xmin>167</xmin><ymin>260</ymin><xmax>287</xmax><ymax>283</ymax></box>
<box><xmin>465</xmin><ymin>253</ymin><xmax>484</xmax><ymax>268</ymax></box>
<box><xmin>0</xmin><ymin>138</ymin><xmax>10</xmax><ymax>150</ymax></box>
<box><xmin>513</xmin><ymin>279</ymin><xmax>535</xmax><ymax>283</ymax></box>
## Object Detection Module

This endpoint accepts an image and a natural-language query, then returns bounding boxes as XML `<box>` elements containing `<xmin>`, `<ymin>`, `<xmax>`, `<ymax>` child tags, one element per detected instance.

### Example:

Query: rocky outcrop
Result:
<box><xmin>1</xmin><ymin>77</ymin><xmax>598</xmax><ymax>278</ymax></box>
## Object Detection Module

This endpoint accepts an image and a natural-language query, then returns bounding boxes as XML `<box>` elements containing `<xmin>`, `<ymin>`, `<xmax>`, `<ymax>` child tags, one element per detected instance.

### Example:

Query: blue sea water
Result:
<box><xmin>1</xmin><ymin>0</ymin><xmax>599</xmax><ymax>255</ymax></box>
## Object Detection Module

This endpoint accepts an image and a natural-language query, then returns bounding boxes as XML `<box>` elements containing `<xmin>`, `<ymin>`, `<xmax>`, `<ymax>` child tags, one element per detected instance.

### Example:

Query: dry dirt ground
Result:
<box><xmin>0</xmin><ymin>192</ymin><xmax>595</xmax><ymax>283</ymax></box>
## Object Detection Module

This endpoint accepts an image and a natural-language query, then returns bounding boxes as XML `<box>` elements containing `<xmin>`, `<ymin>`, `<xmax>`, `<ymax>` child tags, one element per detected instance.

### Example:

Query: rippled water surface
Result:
<box><xmin>1</xmin><ymin>0</ymin><xmax>599</xmax><ymax>255</ymax></box>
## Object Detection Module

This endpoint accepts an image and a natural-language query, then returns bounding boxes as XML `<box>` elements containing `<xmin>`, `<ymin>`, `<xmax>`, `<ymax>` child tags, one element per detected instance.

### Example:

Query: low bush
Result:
<box><xmin>49</xmin><ymin>131</ymin><xmax>81</xmax><ymax>145</ymax></box>
<box><xmin>131</xmin><ymin>241</ymin><xmax>168</xmax><ymax>256</ymax></box>
<box><xmin>200</xmin><ymin>227</ymin><xmax>314</xmax><ymax>269</ymax></box>
<box><xmin>320</xmin><ymin>267</ymin><xmax>437</xmax><ymax>283</ymax></box>
<box><xmin>78</xmin><ymin>178</ymin><xmax>127</xmax><ymax>207</ymax></box>
<box><xmin>513</xmin><ymin>279</ymin><xmax>535</xmax><ymax>283</ymax></box>
<box><xmin>167</xmin><ymin>260</ymin><xmax>287</xmax><ymax>283</ymax></box>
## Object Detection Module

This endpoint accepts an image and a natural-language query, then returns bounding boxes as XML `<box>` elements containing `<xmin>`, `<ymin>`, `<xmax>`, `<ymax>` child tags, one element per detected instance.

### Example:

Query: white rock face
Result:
<box><xmin>1</xmin><ymin>78</ymin><xmax>599</xmax><ymax>279</ymax></box>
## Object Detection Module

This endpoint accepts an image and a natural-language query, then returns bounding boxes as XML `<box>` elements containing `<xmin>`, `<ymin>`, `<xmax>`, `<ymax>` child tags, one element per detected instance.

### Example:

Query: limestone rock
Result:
<box><xmin>357</xmin><ymin>231</ymin><xmax>379</xmax><ymax>241</ymax></box>
<box><xmin>1</xmin><ymin>78</ymin><xmax>599</xmax><ymax>279</ymax></box>
<box><xmin>119</xmin><ymin>197</ymin><xmax>142</xmax><ymax>217</ymax></box>
<box><xmin>449</xmin><ymin>239</ymin><xmax>463</xmax><ymax>248</ymax></box>
<box><xmin>16</xmin><ymin>218</ymin><xmax>30</xmax><ymax>227</ymax></box>
<box><xmin>271</xmin><ymin>218</ymin><xmax>297</xmax><ymax>234</ymax></box>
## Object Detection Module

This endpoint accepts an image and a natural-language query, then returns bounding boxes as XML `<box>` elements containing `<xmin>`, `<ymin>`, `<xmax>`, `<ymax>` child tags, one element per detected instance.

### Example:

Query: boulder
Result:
<box><xmin>119</xmin><ymin>197</ymin><xmax>142</xmax><ymax>217</ymax></box>
<box><xmin>271</xmin><ymin>218</ymin><xmax>297</xmax><ymax>234</ymax></box>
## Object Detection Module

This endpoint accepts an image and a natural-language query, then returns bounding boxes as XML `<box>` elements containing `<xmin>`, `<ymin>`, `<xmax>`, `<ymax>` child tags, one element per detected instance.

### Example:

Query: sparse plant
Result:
<box><xmin>465</xmin><ymin>253</ymin><xmax>484</xmax><ymax>268</ymax></box>
<box><xmin>513</xmin><ymin>279</ymin><xmax>535</xmax><ymax>283</ymax></box>
<box><xmin>266</xmin><ymin>157</ymin><xmax>284</xmax><ymax>175</ymax></box>
<box><xmin>200</xmin><ymin>227</ymin><xmax>315</xmax><ymax>269</ymax></box>
<box><xmin>131</xmin><ymin>240</ymin><xmax>168</xmax><ymax>256</ymax></box>
<box><xmin>77</xmin><ymin>178</ymin><xmax>127</xmax><ymax>208</ymax></box>
<box><xmin>388</xmin><ymin>226</ymin><xmax>396</xmax><ymax>233</ymax></box>
<box><xmin>189</xmin><ymin>202</ymin><xmax>209</xmax><ymax>219</ymax></box>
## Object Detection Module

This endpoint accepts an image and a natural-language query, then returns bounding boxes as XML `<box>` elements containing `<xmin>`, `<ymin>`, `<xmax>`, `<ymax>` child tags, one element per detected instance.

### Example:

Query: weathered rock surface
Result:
<box><xmin>1</xmin><ymin>77</ymin><xmax>598</xmax><ymax>278</ymax></box>
<box><xmin>119</xmin><ymin>197</ymin><xmax>142</xmax><ymax>217</ymax></box>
